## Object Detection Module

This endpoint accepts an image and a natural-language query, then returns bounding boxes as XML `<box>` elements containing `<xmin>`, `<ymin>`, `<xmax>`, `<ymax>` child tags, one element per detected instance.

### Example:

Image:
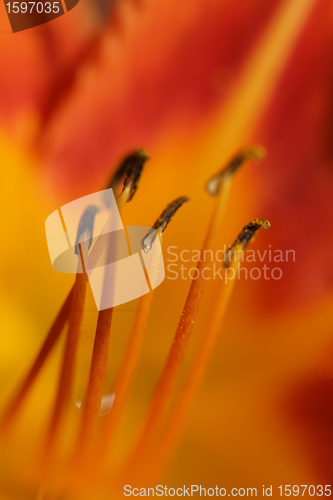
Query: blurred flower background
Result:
<box><xmin>1</xmin><ymin>0</ymin><xmax>333</xmax><ymax>498</ymax></box>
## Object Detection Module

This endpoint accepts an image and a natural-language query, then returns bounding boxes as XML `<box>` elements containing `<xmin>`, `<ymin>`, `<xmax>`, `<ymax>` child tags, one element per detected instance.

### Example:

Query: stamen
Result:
<box><xmin>74</xmin><ymin>205</ymin><xmax>100</xmax><ymax>255</ymax></box>
<box><xmin>71</xmin><ymin>151</ymin><xmax>149</xmax><ymax>464</ymax></box>
<box><xmin>205</xmin><ymin>146</ymin><xmax>266</xmax><ymax>196</ymax></box>
<box><xmin>117</xmin><ymin>148</ymin><xmax>150</xmax><ymax>208</ymax></box>
<box><xmin>223</xmin><ymin>218</ymin><xmax>271</xmax><ymax>268</ymax></box>
<box><xmin>142</xmin><ymin>219</ymin><xmax>271</xmax><ymax>482</ymax></box>
<box><xmin>97</xmin><ymin>197</ymin><xmax>189</xmax><ymax>463</ymax></box>
<box><xmin>103</xmin><ymin>148</ymin><xmax>149</xmax><ymax>205</ymax></box>
<box><xmin>44</xmin><ymin>199</ymin><xmax>112</xmax><ymax>461</ymax></box>
<box><xmin>141</xmin><ymin>196</ymin><xmax>190</xmax><ymax>252</ymax></box>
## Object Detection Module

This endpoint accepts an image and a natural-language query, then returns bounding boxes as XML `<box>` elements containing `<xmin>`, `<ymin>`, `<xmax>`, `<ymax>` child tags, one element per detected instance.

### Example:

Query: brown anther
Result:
<box><xmin>223</xmin><ymin>218</ymin><xmax>271</xmax><ymax>268</ymax></box>
<box><xmin>206</xmin><ymin>145</ymin><xmax>266</xmax><ymax>196</ymax></box>
<box><xmin>141</xmin><ymin>197</ymin><xmax>190</xmax><ymax>253</ymax></box>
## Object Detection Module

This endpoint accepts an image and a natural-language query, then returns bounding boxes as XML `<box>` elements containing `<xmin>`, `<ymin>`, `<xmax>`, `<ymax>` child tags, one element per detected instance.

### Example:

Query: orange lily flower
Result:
<box><xmin>0</xmin><ymin>0</ymin><xmax>333</xmax><ymax>498</ymax></box>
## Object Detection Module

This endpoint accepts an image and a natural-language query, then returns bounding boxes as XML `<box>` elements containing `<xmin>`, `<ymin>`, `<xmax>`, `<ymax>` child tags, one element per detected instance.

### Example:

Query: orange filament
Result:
<box><xmin>143</xmin><ymin>253</ymin><xmax>243</xmax><ymax>482</ymax></box>
<box><xmin>44</xmin><ymin>248</ymin><xmax>88</xmax><ymax>461</ymax></box>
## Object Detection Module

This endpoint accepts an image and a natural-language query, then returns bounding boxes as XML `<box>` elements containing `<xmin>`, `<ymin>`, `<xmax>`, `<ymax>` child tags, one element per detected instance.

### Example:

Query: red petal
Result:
<box><xmin>39</xmin><ymin>0</ymin><xmax>282</xmax><ymax>196</ymax></box>
<box><xmin>253</xmin><ymin>0</ymin><xmax>333</xmax><ymax>310</ymax></box>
